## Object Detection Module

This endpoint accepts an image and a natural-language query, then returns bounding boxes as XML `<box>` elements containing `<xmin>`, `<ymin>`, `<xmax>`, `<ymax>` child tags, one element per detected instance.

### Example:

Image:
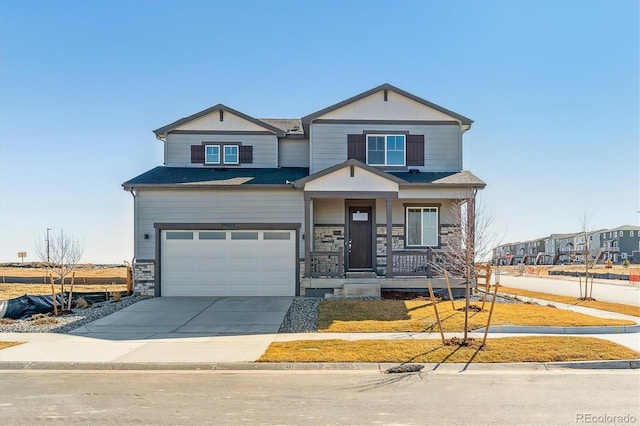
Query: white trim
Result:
<box><xmin>224</xmin><ymin>145</ymin><xmax>239</xmax><ymax>164</ymax></box>
<box><xmin>405</xmin><ymin>206</ymin><xmax>439</xmax><ymax>247</ymax></box>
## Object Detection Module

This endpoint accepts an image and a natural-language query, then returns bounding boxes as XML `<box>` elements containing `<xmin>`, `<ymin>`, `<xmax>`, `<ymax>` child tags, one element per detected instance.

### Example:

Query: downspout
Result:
<box><xmin>128</xmin><ymin>188</ymin><xmax>137</xmax><ymax>263</ymax></box>
<box><xmin>458</xmin><ymin>122</ymin><xmax>464</xmax><ymax>171</ymax></box>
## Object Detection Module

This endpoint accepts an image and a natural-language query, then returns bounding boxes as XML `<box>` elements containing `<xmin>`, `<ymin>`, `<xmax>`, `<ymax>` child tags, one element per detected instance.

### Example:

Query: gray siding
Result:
<box><xmin>135</xmin><ymin>188</ymin><xmax>304</xmax><ymax>259</ymax></box>
<box><xmin>310</xmin><ymin>123</ymin><xmax>461</xmax><ymax>174</ymax></box>
<box><xmin>278</xmin><ymin>139</ymin><xmax>309</xmax><ymax>167</ymax></box>
<box><xmin>165</xmin><ymin>133</ymin><xmax>279</xmax><ymax>167</ymax></box>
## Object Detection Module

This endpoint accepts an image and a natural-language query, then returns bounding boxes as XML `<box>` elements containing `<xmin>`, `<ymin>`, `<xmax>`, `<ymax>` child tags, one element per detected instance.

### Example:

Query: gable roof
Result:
<box><xmin>293</xmin><ymin>159</ymin><xmax>406</xmax><ymax>188</ymax></box>
<box><xmin>300</xmin><ymin>83</ymin><xmax>473</xmax><ymax>133</ymax></box>
<box><xmin>153</xmin><ymin>104</ymin><xmax>286</xmax><ymax>138</ymax></box>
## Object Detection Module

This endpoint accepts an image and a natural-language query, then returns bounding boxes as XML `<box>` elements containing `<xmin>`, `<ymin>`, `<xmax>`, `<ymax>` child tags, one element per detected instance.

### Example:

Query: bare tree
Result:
<box><xmin>36</xmin><ymin>229</ymin><xmax>84</xmax><ymax>285</ymax></box>
<box><xmin>577</xmin><ymin>211</ymin><xmax>595</xmax><ymax>300</ymax></box>
<box><xmin>429</xmin><ymin>190</ymin><xmax>497</xmax><ymax>342</ymax></box>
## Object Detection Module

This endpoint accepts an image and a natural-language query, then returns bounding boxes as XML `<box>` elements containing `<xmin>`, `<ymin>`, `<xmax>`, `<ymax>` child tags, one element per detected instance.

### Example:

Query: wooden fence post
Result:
<box><xmin>427</xmin><ymin>283</ymin><xmax>446</xmax><ymax>345</ymax></box>
<box><xmin>482</xmin><ymin>283</ymin><xmax>500</xmax><ymax>347</ymax></box>
<box><xmin>444</xmin><ymin>271</ymin><xmax>455</xmax><ymax>311</ymax></box>
<box><xmin>49</xmin><ymin>273</ymin><xmax>58</xmax><ymax>316</ymax></box>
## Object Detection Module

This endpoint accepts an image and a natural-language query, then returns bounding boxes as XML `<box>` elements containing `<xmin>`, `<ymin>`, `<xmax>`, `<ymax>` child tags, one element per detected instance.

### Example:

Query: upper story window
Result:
<box><xmin>204</xmin><ymin>145</ymin><xmax>240</xmax><ymax>165</ymax></box>
<box><xmin>205</xmin><ymin>145</ymin><xmax>220</xmax><ymax>164</ymax></box>
<box><xmin>197</xmin><ymin>143</ymin><xmax>250</xmax><ymax>166</ymax></box>
<box><xmin>224</xmin><ymin>145</ymin><xmax>239</xmax><ymax>164</ymax></box>
<box><xmin>367</xmin><ymin>135</ymin><xmax>405</xmax><ymax>166</ymax></box>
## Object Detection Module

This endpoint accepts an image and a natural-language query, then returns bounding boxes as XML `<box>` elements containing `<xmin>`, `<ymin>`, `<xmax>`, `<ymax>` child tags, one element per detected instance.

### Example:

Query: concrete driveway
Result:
<box><xmin>69</xmin><ymin>296</ymin><xmax>293</xmax><ymax>340</ymax></box>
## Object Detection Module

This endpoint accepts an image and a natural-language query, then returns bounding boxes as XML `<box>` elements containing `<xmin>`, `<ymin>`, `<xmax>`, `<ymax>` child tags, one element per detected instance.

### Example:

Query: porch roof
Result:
<box><xmin>293</xmin><ymin>159</ymin><xmax>486</xmax><ymax>189</ymax></box>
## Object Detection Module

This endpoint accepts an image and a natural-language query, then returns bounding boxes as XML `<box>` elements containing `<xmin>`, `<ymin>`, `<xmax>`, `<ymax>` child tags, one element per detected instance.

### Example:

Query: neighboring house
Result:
<box><xmin>123</xmin><ymin>84</ymin><xmax>485</xmax><ymax>297</ymax></box>
<box><xmin>598</xmin><ymin>225</ymin><xmax>640</xmax><ymax>263</ymax></box>
<box><xmin>494</xmin><ymin>226</ymin><xmax>639</xmax><ymax>266</ymax></box>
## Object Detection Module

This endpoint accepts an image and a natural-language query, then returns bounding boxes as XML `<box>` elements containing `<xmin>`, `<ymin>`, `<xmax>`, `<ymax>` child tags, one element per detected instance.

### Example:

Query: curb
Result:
<box><xmin>473</xmin><ymin>325</ymin><xmax>640</xmax><ymax>334</ymax></box>
<box><xmin>1</xmin><ymin>360</ymin><xmax>638</xmax><ymax>371</ymax></box>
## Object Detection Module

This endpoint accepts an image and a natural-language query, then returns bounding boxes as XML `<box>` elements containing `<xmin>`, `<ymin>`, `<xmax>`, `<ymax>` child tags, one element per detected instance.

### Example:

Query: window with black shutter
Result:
<box><xmin>190</xmin><ymin>143</ymin><xmax>252</xmax><ymax>165</ymax></box>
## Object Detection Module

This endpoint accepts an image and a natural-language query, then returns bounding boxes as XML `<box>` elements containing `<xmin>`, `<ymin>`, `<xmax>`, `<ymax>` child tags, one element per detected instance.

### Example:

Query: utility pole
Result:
<box><xmin>46</xmin><ymin>228</ymin><xmax>52</xmax><ymax>263</ymax></box>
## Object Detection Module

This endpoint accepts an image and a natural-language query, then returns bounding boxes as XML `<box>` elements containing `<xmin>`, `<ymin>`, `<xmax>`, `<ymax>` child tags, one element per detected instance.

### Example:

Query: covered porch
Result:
<box><xmin>293</xmin><ymin>160</ymin><xmax>484</xmax><ymax>295</ymax></box>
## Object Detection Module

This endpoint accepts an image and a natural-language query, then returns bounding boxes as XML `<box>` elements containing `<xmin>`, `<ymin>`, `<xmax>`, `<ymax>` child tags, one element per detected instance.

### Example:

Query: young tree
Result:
<box><xmin>577</xmin><ymin>211</ymin><xmax>596</xmax><ymax>300</ymax></box>
<box><xmin>429</xmin><ymin>191</ymin><xmax>497</xmax><ymax>342</ymax></box>
<box><xmin>36</xmin><ymin>229</ymin><xmax>84</xmax><ymax>285</ymax></box>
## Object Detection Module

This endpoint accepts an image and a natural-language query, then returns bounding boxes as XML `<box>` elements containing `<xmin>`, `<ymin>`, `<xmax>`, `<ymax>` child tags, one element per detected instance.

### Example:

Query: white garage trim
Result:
<box><xmin>155</xmin><ymin>223</ymin><xmax>300</xmax><ymax>297</ymax></box>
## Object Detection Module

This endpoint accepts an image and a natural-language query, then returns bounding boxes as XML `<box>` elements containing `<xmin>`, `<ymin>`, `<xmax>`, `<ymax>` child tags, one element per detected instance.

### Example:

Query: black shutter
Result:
<box><xmin>406</xmin><ymin>135</ymin><xmax>424</xmax><ymax>166</ymax></box>
<box><xmin>191</xmin><ymin>145</ymin><xmax>204</xmax><ymax>163</ymax></box>
<box><xmin>239</xmin><ymin>145</ymin><xmax>253</xmax><ymax>164</ymax></box>
<box><xmin>347</xmin><ymin>134</ymin><xmax>366</xmax><ymax>162</ymax></box>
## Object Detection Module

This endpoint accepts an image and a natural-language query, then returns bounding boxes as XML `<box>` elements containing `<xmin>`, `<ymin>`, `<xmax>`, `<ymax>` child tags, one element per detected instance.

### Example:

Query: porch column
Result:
<box><xmin>304</xmin><ymin>195</ymin><xmax>312</xmax><ymax>278</ymax></box>
<box><xmin>386</xmin><ymin>197</ymin><xmax>393</xmax><ymax>278</ymax></box>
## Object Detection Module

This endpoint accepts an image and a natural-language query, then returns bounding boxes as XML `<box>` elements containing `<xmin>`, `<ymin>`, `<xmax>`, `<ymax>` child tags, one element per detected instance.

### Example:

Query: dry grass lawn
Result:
<box><xmin>317</xmin><ymin>299</ymin><xmax>635</xmax><ymax>333</ymax></box>
<box><xmin>0</xmin><ymin>265</ymin><xmax>127</xmax><ymax>279</ymax></box>
<box><xmin>496</xmin><ymin>286</ymin><xmax>640</xmax><ymax>317</ymax></box>
<box><xmin>0</xmin><ymin>341</ymin><xmax>25</xmax><ymax>350</ymax></box>
<box><xmin>259</xmin><ymin>336</ymin><xmax>639</xmax><ymax>363</ymax></box>
<box><xmin>0</xmin><ymin>284</ymin><xmax>128</xmax><ymax>300</ymax></box>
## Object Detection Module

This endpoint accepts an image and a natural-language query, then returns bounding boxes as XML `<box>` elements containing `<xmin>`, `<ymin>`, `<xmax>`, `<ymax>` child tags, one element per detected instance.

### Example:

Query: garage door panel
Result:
<box><xmin>161</xmin><ymin>229</ymin><xmax>295</xmax><ymax>296</ymax></box>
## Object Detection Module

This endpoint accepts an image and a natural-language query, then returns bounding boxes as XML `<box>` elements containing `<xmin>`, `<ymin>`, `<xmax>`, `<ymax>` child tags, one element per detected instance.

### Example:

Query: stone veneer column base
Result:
<box><xmin>133</xmin><ymin>260</ymin><xmax>155</xmax><ymax>297</ymax></box>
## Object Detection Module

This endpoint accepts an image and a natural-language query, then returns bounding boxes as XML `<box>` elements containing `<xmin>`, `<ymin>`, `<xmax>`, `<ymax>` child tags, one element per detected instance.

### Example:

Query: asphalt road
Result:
<box><xmin>499</xmin><ymin>275</ymin><xmax>640</xmax><ymax>306</ymax></box>
<box><xmin>1</xmin><ymin>369</ymin><xmax>638</xmax><ymax>425</ymax></box>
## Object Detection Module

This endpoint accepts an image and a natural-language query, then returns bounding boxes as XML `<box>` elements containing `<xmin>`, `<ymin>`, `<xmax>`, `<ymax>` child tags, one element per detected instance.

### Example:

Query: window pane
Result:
<box><xmin>367</xmin><ymin>136</ymin><xmax>385</xmax><ymax>165</ymax></box>
<box><xmin>368</xmin><ymin>151</ymin><xmax>385</xmax><ymax>164</ymax></box>
<box><xmin>422</xmin><ymin>209</ymin><xmax>438</xmax><ymax>246</ymax></box>
<box><xmin>407</xmin><ymin>209</ymin><xmax>422</xmax><ymax>246</ymax></box>
<box><xmin>231</xmin><ymin>231</ymin><xmax>258</xmax><ymax>240</ymax></box>
<box><xmin>199</xmin><ymin>231</ymin><xmax>226</xmax><ymax>240</ymax></box>
<box><xmin>386</xmin><ymin>135</ymin><xmax>405</xmax><ymax>165</ymax></box>
<box><xmin>166</xmin><ymin>231</ymin><xmax>194</xmax><ymax>240</ymax></box>
<box><xmin>264</xmin><ymin>232</ymin><xmax>291</xmax><ymax>240</ymax></box>
<box><xmin>205</xmin><ymin>146</ymin><xmax>220</xmax><ymax>163</ymax></box>
<box><xmin>224</xmin><ymin>145</ymin><xmax>238</xmax><ymax>163</ymax></box>
<box><xmin>387</xmin><ymin>151</ymin><xmax>404</xmax><ymax>165</ymax></box>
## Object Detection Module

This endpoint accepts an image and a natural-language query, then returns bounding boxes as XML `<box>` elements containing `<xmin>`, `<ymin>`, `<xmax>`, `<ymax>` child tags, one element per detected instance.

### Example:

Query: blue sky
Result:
<box><xmin>0</xmin><ymin>0</ymin><xmax>638</xmax><ymax>263</ymax></box>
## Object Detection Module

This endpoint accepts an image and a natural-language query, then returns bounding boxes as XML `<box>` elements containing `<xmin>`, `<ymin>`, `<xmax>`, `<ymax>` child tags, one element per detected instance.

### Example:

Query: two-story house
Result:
<box><xmin>123</xmin><ymin>84</ymin><xmax>485</xmax><ymax>297</ymax></box>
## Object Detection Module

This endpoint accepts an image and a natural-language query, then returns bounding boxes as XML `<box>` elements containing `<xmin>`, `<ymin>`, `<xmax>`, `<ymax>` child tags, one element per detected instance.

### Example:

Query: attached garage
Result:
<box><xmin>158</xmin><ymin>226</ymin><xmax>298</xmax><ymax>297</ymax></box>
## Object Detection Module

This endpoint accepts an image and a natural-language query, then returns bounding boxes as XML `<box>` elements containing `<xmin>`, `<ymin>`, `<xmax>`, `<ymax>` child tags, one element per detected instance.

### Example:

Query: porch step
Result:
<box><xmin>327</xmin><ymin>283</ymin><xmax>381</xmax><ymax>299</ymax></box>
<box><xmin>345</xmin><ymin>271</ymin><xmax>377</xmax><ymax>279</ymax></box>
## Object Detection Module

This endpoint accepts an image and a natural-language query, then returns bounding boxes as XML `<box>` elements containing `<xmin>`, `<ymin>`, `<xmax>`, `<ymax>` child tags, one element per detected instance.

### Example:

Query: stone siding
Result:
<box><xmin>313</xmin><ymin>225</ymin><xmax>345</xmax><ymax>252</ymax></box>
<box><xmin>133</xmin><ymin>260</ymin><xmax>155</xmax><ymax>296</ymax></box>
<box><xmin>376</xmin><ymin>225</ymin><xmax>405</xmax><ymax>275</ymax></box>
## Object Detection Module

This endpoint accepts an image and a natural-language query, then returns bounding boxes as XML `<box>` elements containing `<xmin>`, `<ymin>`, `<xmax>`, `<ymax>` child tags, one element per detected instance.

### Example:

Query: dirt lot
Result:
<box><xmin>0</xmin><ymin>263</ymin><xmax>127</xmax><ymax>280</ymax></box>
<box><xmin>0</xmin><ymin>263</ymin><xmax>129</xmax><ymax>300</ymax></box>
<box><xmin>498</xmin><ymin>264</ymin><xmax>635</xmax><ymax>276</ymax></box>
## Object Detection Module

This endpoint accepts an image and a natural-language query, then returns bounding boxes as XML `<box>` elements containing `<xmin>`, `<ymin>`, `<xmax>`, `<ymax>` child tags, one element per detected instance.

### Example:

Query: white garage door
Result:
<box><xmin>160</xmin><ymin>229</ymin><xmax>296</xmax><ymax>296</ymax></box>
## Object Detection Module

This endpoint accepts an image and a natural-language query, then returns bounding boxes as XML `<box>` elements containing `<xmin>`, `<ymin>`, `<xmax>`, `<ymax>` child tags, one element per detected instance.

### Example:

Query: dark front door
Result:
<box><xmin>348</xmin><ymin>206</ymin><xmax>373</xmax><ymax>269</ymax></box>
